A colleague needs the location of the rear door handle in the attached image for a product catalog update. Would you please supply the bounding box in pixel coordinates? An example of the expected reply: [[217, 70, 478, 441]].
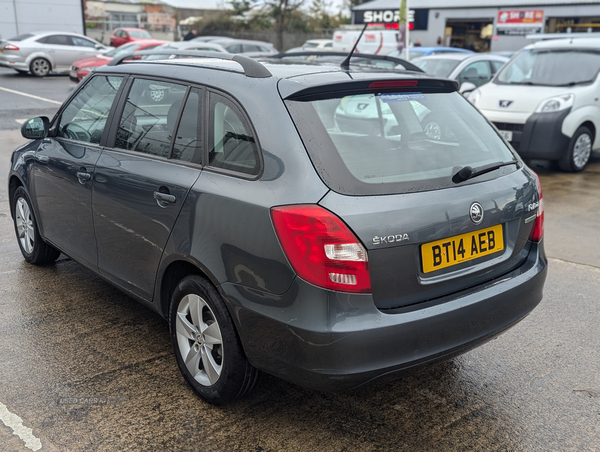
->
[[76, 171, 91, 183], [153, 191, 176, 204]]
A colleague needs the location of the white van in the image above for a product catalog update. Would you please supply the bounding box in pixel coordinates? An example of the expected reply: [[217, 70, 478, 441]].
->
[[332, 29, 399, 55], [471, 37, 600, 172]]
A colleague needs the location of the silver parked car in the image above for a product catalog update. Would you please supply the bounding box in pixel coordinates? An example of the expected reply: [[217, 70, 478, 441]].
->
[[152, 41, 229, 54], [412, 53, 509, 98], [193, 37, 278, 57], [0, 31, 111, 77]]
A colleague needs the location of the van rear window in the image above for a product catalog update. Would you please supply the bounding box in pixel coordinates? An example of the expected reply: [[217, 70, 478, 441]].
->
[[285, 91, 516, 195]]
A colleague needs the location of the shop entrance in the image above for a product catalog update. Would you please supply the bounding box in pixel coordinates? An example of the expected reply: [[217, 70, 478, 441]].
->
[[445, 19, 494, 52]]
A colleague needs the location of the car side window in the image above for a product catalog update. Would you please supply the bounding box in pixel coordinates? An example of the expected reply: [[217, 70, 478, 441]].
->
[[491, 60, 505, 73], [208, 92, 260, 176], [226, 44, 242, 53], [114, 78, 188, 159], [72, 37, 96, 48], [172, 88, 202, 163], [458, 61, 492, 88], [56, 76, 123, 144], [243, 45, 260, 53], [43, 35, 73, 46]]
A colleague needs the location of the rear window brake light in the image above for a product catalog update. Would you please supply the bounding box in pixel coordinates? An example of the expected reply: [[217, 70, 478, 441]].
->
[[369, 80, 418, 88]]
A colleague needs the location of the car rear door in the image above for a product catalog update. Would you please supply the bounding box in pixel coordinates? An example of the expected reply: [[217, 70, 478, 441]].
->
[[40, 35, 81, 70], [31, 75, 125, 269], [93, 78, 203, 300]]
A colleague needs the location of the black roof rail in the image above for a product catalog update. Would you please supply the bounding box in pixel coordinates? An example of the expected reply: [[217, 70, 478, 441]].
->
[[267, 51, 423, 73], [106, 50, 272, 78]]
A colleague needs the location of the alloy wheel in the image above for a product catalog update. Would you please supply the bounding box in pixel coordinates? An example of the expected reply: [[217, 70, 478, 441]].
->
[[573, 133, 592, 169], [175, 293, 224, 386], [15, 197, 35, 254], [31, 59, 50, 77]]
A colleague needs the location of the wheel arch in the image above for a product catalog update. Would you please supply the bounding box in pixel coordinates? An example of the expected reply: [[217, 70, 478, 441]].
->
[[8, 175, 24, 219], [158, 258, 220, 320], [579, 120, 596, 143], [25, 52, 55, 71]]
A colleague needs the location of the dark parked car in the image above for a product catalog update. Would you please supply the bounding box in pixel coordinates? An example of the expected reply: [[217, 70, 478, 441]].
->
[[10, 51, 547, 404]]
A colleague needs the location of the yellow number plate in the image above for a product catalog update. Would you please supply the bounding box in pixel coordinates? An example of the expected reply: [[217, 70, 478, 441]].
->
[[421, 224, 504, 273]]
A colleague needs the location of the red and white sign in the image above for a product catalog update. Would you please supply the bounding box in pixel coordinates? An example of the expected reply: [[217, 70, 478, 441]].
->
[[497, 10, 544, 26]]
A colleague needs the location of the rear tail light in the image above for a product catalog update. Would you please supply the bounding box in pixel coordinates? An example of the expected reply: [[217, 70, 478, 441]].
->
[[3, 44, 19, 51], [271, 205, 371, 293], [529, 173, 544, 242]]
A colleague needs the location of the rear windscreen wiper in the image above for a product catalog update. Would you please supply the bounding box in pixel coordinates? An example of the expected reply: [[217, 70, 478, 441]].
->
[[452, 161, 517, 184]]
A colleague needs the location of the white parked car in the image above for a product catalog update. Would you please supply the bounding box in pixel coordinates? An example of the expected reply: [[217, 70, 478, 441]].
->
[[0, 31, 111, 76], [471, 37, 600, 172], [412, 53, 509, 98]]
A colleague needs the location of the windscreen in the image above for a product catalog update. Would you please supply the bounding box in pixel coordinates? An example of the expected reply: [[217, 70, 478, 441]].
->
[[129, 30, 152, 39], [413, 58, 461, 78], [286, 91, 516, 195], [8, 33, 34, 41], [496, 49, 600, 86], [105, 42, 139, 58]]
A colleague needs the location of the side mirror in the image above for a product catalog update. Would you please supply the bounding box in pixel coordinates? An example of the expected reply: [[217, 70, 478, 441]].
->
[[459, 82, 477, 94], [21, 116, 49, 139], [95, 44, 104, 50]]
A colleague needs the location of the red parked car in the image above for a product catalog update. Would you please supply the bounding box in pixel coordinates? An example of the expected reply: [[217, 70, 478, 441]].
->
[[69, 40, 168, 83], [110, 28, 153, 47]]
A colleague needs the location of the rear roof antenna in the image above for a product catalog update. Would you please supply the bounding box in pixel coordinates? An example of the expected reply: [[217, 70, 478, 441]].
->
[[341, 23, 369, 71]]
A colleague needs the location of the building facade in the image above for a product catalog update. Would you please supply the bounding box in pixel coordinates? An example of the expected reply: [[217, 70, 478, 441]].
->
[[352, 0, 600, 52]]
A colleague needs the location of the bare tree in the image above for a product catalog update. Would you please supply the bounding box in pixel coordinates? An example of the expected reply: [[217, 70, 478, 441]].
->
[[262, 0, 306, 51]]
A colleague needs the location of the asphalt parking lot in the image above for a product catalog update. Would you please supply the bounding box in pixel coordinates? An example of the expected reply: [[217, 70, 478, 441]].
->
[[1, 68, 600, 451]]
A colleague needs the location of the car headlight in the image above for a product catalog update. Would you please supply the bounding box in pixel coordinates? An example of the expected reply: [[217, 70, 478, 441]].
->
[[469, 88, 481, 105], [535, 94, 574, 113], [80, 67, 96, 73]]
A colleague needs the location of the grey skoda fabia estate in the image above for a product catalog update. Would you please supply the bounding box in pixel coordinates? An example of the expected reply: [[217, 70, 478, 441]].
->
[[9, 51, 547, 404]]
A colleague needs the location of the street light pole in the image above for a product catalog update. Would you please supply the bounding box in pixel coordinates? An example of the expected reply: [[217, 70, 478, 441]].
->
[[405, 0, 409, 60], [12, 0, 19, 35]]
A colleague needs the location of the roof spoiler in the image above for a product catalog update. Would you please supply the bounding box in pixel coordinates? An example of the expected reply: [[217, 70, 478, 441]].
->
[[106, 50, 272, 78]]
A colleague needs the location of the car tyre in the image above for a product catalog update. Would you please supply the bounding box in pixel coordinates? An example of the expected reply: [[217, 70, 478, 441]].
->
[[169, 275, 260, 404], [12, 187, 60, 265], [30, 58, 51, 77], [559, 126, 593, 172]]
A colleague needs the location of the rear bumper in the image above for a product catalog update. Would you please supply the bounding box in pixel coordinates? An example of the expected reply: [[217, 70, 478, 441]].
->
[[491, 109, 571, 160], [0, 56, 28, 71], [221, 241, 548, 391]]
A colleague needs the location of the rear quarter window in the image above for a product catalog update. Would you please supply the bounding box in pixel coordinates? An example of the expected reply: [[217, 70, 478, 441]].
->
[[286, 90, 516, 195]]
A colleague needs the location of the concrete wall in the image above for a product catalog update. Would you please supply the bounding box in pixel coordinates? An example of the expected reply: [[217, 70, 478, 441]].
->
[[0, 0, 83, 40]]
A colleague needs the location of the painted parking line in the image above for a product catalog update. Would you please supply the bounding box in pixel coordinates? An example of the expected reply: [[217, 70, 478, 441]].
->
[[0, 86, 62, 105], [0, 402, 42, 451], [15, 119, 27, 124]]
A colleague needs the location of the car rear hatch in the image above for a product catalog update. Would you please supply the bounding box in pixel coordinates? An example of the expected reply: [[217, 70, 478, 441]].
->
[[282, 75, 542, 310]]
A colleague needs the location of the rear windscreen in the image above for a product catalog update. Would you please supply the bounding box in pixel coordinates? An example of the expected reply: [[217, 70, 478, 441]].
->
[[286, 91, 516, 195]]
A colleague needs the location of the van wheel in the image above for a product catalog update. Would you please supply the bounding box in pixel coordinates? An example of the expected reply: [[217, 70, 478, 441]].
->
[[169, 275, 260, 404], [12, 187, 60, 265], [559, 126, 593, 172]]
